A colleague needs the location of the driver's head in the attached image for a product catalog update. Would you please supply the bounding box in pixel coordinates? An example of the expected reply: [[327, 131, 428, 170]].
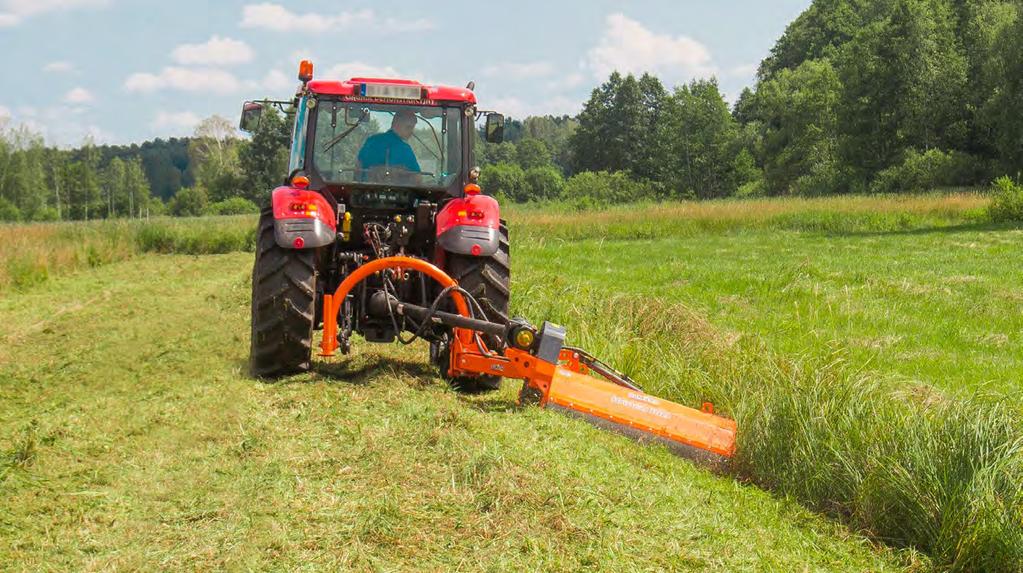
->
[[391, 110, 417, 140]]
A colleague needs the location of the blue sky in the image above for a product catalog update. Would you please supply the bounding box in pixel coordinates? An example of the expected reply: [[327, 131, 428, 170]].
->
[[0, 0, 810, 146]]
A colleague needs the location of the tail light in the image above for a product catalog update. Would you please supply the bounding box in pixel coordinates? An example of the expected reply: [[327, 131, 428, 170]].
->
[[288, 202, 318, 215]]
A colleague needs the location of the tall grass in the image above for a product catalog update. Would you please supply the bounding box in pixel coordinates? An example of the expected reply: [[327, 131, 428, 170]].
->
[[0, 215, 256, 291], [512, 276, 1023, 572], [508, 191, 990, 241], [0, 193, 989, 292]]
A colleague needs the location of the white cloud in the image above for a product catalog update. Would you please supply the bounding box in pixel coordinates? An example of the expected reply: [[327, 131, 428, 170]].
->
[[240, 3, 433, 33], [543, 72, 587, 92], [377, 15, 434, 33], [43, 61, 75, 73], [488, 95, 582, 119], [83, 124, 114, 144], [0, 0, 109, 26], [125, 66, 296, 97], [0, 105, 10, 119], [290, 49, 315, 63], [125, 67, 243, 95], [726, 63, 758, 78], [261, 69, 293, 92], [172, 36, 254, 66], [324, 62, 402, 80], [64, 87, 94, 104], [585, 13, 715, 83], [562, 72, 585, 89], [482, 61, 556, 80], [0, 105, 113, 146], [151, 111, 200, 132]]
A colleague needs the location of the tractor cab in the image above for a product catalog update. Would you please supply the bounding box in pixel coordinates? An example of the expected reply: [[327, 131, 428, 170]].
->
[[240, 61, 505, 210]]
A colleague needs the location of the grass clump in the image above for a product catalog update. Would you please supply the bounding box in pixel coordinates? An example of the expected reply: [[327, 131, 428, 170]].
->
[[512, 275, 1023, 572], [134, 216, 256, 254], [987, 176, 1023, 223]]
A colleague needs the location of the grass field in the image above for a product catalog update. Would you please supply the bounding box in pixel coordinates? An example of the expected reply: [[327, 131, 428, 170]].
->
[[3, 192, 1022, 570], [519, 221, 1023, 398], [0, 254, 907, 571]]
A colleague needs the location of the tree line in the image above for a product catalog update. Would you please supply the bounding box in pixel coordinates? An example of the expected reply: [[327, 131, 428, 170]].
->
[[0, 108, 290, 222], [482, 0, 1023, 205], [0, 124, 157, 222]]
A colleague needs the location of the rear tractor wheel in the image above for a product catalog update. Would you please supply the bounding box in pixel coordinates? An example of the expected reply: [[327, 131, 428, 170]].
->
[[433, 220, 511, 393], [249, 206, 317, 378]]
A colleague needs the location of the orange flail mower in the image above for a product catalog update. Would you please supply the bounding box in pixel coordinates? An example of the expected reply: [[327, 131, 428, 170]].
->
[[316, 257, 737, 466], [245, 62, 736, 467]]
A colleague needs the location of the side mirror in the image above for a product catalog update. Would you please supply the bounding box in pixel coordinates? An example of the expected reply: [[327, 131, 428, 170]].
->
[[239, 101, 264, 133], [484, 113, 504, 144]]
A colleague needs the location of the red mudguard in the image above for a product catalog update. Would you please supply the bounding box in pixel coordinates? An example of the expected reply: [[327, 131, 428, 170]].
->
[[270, 186, 336, 249], [435, 194, 501, 256]]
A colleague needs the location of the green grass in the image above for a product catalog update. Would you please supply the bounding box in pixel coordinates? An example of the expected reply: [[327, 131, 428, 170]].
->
[[509, 277, 1023, 571], [3, 192, 1022, 570], [517, 225, 1023, 398], [0, 254, 908, 571], [0, 216, 255, 292], [506, 196, 1023, 570]]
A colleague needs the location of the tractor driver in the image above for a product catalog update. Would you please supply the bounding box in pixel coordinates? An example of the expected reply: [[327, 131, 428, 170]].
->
[[356, 110, 421, 181]]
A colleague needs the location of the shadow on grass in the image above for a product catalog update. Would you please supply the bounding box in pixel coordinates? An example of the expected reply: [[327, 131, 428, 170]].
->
[[460, 393, 521, 413], [834, 220, 1020, 238], [312, 356, 438, 386], [237, 355, 440, 387]]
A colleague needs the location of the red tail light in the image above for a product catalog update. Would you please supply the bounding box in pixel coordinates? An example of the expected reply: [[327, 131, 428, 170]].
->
[[289, 202, 310, 211]]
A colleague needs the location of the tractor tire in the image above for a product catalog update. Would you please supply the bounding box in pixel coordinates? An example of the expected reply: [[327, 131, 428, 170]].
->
[[438, 220, 511, 393], [249, 206, 317, 378]]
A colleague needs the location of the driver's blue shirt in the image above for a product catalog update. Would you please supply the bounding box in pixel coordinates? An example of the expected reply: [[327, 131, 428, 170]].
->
[[357, 129, 420, 174]]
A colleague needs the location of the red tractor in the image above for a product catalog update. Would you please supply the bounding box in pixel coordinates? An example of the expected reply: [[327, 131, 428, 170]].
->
[[241, 61, 510, 391], [240, 61, 738, 465]]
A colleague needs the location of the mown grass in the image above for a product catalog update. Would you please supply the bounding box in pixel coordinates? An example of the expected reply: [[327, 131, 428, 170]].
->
[[0, 254, 908, 571], [519, 225, 1023, 398]]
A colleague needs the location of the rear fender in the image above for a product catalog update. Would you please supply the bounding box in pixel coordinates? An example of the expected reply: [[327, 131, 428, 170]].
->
[[435, 194, 500, 256], [271, 186, 337, 249]]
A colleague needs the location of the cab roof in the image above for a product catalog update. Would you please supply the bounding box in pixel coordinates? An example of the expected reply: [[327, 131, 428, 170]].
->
[[306, 78, 477, 105]]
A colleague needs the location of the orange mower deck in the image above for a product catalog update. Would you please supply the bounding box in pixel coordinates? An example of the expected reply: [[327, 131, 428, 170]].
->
[[318, 256, 737, 466]]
